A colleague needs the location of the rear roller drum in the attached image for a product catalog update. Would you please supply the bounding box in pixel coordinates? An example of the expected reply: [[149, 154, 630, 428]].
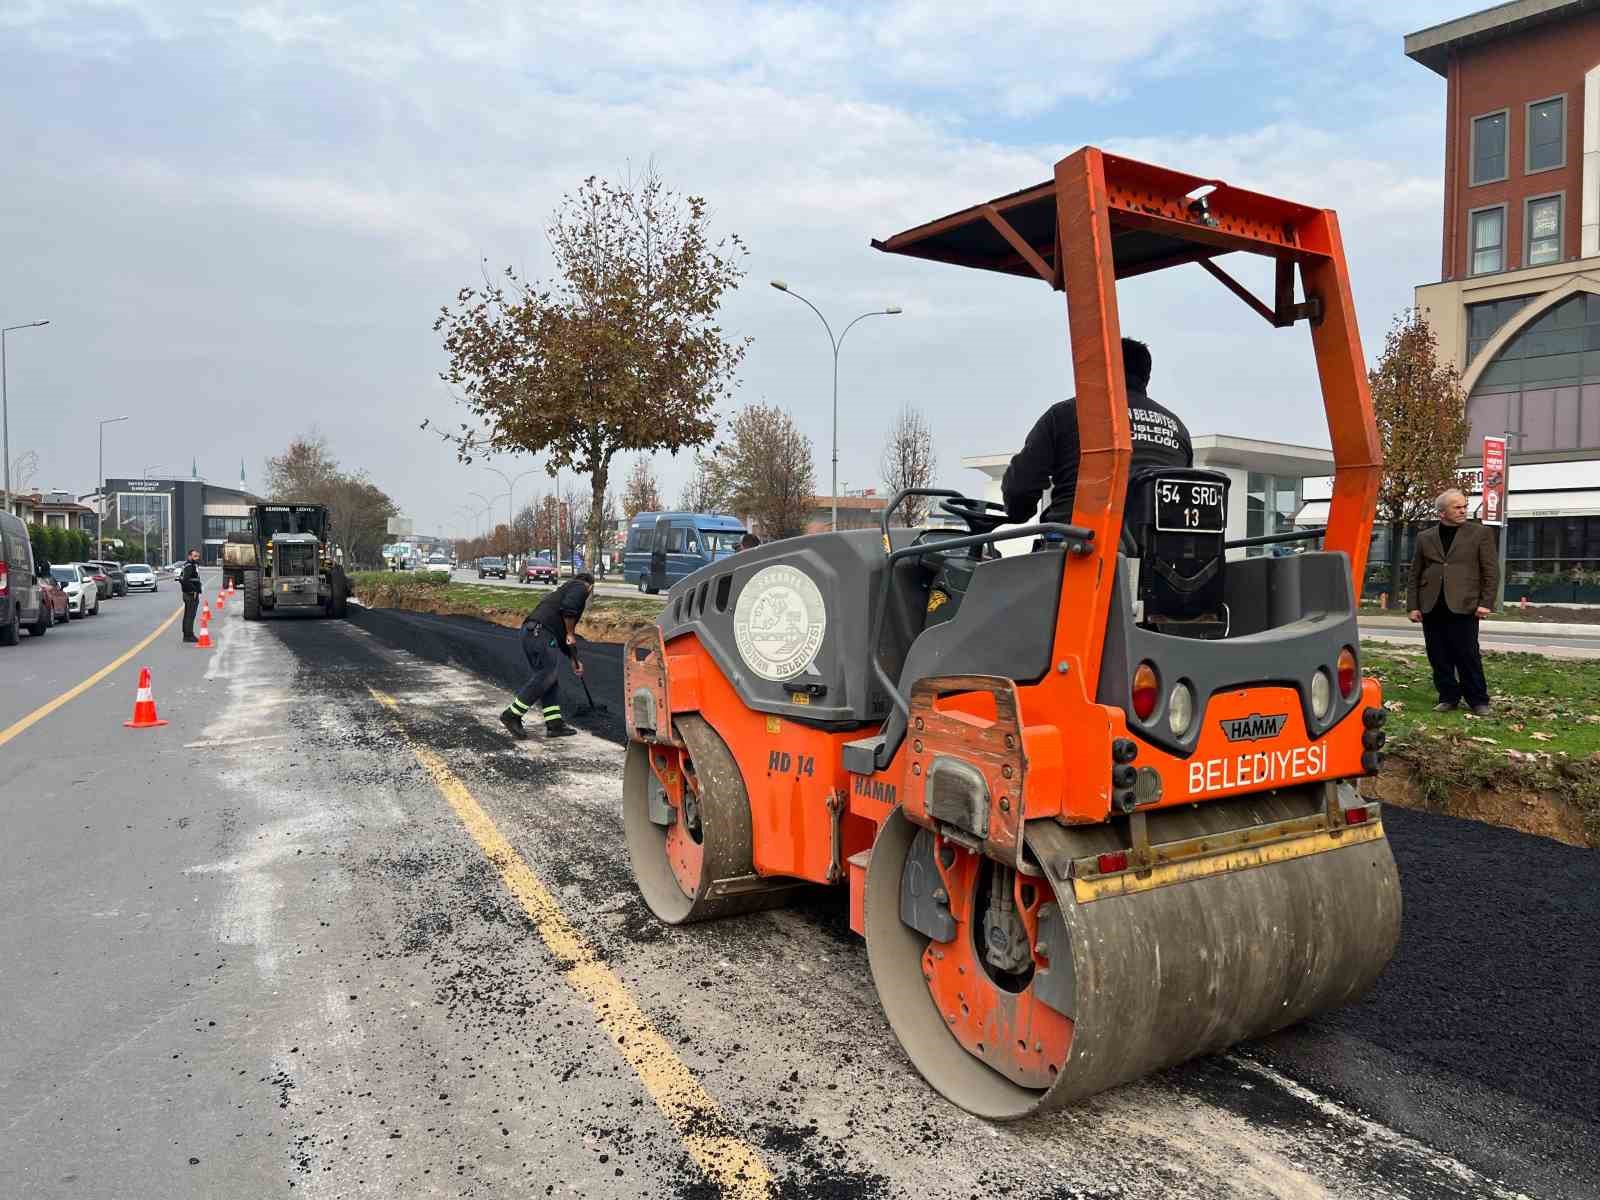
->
[[865, 799, 1401, 1118], [624, 713, 797, 925]]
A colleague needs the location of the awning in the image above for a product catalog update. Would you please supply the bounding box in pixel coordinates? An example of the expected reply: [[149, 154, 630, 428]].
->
[[1295, 491, 1600, 527]]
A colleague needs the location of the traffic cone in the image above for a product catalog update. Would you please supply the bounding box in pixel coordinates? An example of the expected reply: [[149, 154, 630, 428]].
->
[[215, 590, 225, 610], [196, 620, 213, 650], [202, 600, 212, 623], [123, 668, 169, 728]]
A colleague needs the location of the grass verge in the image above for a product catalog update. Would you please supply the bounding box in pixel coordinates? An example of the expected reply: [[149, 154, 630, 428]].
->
[[1361, 642, 1600, 847], [347, 572, 662, 642]]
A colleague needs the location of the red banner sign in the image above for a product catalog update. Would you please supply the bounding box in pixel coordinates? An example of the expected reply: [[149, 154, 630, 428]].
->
[[1481, 436, 1507, 526]]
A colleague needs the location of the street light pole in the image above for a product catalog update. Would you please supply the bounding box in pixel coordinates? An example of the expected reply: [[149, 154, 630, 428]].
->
[[481, 465, 541, 562], [770, 282, 901, 532], [97, 415, 129, 553], [2, 319, 50, 516]]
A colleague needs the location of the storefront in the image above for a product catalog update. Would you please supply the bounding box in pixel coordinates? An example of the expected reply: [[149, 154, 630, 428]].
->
[[103, 477, 260, 566]]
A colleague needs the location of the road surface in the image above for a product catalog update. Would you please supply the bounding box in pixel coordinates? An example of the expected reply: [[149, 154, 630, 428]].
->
[[3, 583, 1596, 1198]]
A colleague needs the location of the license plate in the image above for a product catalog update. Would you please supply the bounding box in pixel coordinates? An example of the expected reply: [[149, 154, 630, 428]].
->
[[1155, 478, 1225, 534]]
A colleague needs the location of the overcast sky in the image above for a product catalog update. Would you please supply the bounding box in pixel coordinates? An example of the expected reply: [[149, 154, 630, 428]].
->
[[1, 1, 1466, 537]]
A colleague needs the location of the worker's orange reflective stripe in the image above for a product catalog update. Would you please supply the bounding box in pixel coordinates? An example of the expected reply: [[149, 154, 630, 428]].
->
[[368, 688, 774, 1199]]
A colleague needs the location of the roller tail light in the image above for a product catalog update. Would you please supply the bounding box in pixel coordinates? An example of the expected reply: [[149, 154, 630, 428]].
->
[[1131, 662, 1159, 722], [1337, 646, 1357, 699]]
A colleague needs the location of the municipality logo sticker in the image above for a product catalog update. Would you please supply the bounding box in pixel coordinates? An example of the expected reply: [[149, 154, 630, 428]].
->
[[733, 564, 827, 682]]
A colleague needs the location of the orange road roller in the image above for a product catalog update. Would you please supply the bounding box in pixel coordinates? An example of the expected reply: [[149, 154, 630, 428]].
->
[[623, 147, 1401, 1118]]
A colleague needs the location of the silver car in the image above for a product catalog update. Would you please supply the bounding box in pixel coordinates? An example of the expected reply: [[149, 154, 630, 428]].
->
[[50, 564, 100, 617], [124, 563, 158, 592]]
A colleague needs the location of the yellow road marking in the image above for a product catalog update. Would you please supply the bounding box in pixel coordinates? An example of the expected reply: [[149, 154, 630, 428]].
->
[[0, 605, 183, 750], [368, 687, 774, 1199]]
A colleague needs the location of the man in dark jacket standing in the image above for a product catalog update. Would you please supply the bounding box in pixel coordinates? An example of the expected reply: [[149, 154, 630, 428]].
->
[[502, 572, 594, 740], [179, 548, 202, 643], [1002, 338, 1192, 525], [1408, 489, 1498, 715]]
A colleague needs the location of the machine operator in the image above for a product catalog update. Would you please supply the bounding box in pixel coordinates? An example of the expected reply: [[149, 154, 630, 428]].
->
[[1002, 338, 1193, 527], [501, 572, 594, 740]]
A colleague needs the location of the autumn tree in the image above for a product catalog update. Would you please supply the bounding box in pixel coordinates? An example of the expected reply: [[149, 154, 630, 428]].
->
[[708, 403, 815, 539], [880, 402, 938, 525], [621, 457, 663, 520], [1370, 309, 1471, 606], [678, 450, 726, 513], [264, 433, 398, 569], [432, 165, 750, 572]]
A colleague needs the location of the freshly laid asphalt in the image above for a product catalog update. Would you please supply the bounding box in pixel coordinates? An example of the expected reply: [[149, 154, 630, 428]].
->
[[3, 591, 1595, 1198]]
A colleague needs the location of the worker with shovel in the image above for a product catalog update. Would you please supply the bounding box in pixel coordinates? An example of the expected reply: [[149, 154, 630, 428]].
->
[[501, 571, 594, 740]]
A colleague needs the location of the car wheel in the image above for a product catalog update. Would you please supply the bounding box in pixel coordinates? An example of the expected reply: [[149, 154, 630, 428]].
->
[[92, 600, 100, 615], [29, 607, 48, 637]]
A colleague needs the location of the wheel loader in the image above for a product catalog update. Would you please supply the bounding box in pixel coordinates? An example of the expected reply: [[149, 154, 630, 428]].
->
[[622, 148, 1399, 1118], [237, 503, 350, 621]]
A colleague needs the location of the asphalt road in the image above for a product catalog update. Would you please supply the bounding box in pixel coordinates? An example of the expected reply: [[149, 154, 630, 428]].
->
[[3, 585, 1595, 1198]]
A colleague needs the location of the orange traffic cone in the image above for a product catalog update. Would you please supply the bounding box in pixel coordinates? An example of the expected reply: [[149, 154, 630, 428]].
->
[[196, 620, 213, 650], [201, 600, 212, 623], [123, 667, 169, 728], [216, 591, 225, 610]]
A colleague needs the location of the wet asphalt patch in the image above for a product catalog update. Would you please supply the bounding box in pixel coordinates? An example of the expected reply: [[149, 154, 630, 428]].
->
[[255, 611, 1599, 1198]]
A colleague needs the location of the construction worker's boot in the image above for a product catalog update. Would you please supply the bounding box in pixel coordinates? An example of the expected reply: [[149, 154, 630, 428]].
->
[[500, 710, 529, 740], [544, 717, 577, 738]]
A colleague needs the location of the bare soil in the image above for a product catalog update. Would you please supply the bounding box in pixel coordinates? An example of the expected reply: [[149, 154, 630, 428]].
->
[[1371, 761, 1591, 848]]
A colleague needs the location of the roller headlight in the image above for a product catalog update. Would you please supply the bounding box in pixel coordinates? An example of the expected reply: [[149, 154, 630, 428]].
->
[[1311, 669, 1333, 721], [1167, 681, 1194, 736]]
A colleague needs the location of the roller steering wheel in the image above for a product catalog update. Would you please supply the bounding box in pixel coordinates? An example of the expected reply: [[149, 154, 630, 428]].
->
[[938, 495, 1008, 535]]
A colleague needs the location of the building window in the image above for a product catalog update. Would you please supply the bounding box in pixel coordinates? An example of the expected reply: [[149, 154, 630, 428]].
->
[[1471, 110, 1508, 184], [1245, 472, 1301, 557], [1466, 293, 1600, 453], [1527, 96, 1566, 173], [1467, 294, 1535, 361], [1469, 206, 1505, 275], [1526, 194, 1563, 265], [203, 515, 252, 539]]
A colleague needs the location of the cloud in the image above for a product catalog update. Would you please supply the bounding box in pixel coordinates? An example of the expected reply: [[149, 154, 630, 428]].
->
[[0, 0, 1452, 535]]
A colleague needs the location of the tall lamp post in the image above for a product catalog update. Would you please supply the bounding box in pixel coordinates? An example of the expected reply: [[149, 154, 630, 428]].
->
[[469, 490, 507, 549], [481, 465, 541, 563], [769, 282, 901, 532], [97, 415, 129, 552], [2, 319, 50, 515]]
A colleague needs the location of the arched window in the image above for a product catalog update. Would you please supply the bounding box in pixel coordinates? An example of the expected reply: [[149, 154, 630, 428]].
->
[[1466, 292, 1600, 451]]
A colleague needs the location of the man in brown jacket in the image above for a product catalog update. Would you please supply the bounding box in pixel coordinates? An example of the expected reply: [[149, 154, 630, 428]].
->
[[1407, 489, 1499, 715]]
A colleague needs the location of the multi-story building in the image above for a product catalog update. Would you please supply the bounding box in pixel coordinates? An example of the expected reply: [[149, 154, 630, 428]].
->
[[100, 475, 261, 566], [1405, 0, 1600, 594]]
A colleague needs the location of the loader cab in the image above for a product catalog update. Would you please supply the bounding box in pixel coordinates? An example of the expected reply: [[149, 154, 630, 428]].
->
[[625, 511, 747, 594]]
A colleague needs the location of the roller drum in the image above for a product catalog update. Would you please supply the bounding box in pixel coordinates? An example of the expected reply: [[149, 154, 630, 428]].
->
[[865, 799, 1401, 1119], [624, 714, 799, 925]]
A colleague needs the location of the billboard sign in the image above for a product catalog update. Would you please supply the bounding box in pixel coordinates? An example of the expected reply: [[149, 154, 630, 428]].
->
[[386, 516, 414, 536], [1481, 436, 1507, 526]]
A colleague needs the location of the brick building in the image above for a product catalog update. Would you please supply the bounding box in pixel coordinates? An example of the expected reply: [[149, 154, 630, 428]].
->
[[1406, 0, 1600, 593]]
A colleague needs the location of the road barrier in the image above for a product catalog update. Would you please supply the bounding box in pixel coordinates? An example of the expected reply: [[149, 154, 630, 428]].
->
[[123, 667, 169, 729]]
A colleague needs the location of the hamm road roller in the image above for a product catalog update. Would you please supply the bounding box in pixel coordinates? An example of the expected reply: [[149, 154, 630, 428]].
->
[[623, 147, 1400, 1118]]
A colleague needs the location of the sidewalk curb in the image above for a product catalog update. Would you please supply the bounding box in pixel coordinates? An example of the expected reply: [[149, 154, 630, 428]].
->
[[1361, 615, 1600, 637]]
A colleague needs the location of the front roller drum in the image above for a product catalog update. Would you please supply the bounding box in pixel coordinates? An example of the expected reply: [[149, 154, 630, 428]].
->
[[864, 802, 1401, 1119], [623, 713, 798, 925]]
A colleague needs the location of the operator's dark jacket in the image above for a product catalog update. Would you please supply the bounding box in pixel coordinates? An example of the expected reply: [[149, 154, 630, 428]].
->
[[179, 561, 201, 595], [1407, 521, 1499, 615], [526, 580, 590, 656], [1002, 390, 1193, 524]]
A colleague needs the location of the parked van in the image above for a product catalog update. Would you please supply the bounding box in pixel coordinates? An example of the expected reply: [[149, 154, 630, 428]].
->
[[623, 512, 747, 593], [0, 510, 48, 644]]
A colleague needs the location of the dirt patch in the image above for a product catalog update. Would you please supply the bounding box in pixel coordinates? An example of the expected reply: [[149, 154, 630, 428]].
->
[[358, 590, 650, 644], [1372, 760, 1591, 848]]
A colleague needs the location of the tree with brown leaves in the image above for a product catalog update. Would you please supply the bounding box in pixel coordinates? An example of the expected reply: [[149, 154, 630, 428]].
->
[[432, 166, 749, 571], [678, 450, 726, 513], [1370, 309, 1471, 606], [621, 457, 663, 521], [880, 402, 938, 525], [708, 403, 815, 539]]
